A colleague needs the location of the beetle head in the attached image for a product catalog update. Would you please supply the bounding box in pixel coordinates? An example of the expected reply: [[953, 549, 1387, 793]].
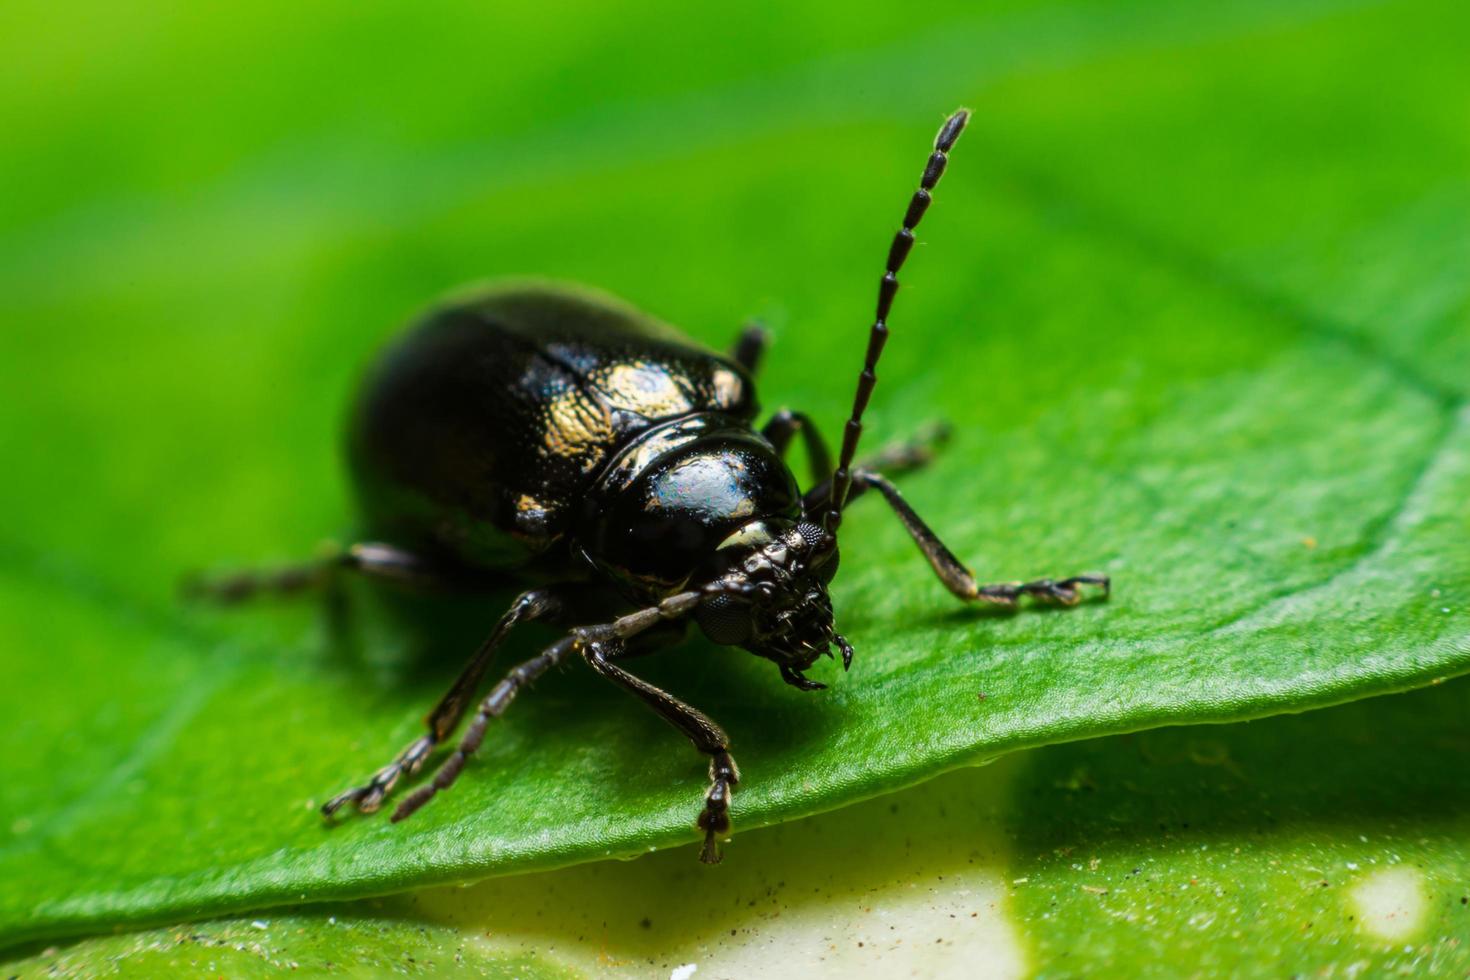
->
[[692, 519, 851, 689]]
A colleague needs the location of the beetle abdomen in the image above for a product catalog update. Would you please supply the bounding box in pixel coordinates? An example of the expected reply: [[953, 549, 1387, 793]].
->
[[347, 281, 758, 570]]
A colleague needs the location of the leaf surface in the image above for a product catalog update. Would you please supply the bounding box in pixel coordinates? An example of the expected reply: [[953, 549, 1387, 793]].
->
[[12, 678, 1468, 976], [1, 0, 1466, 947]]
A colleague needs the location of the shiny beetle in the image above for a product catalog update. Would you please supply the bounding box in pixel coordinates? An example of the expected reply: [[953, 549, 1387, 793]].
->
[[194, 109, 1108, 863]]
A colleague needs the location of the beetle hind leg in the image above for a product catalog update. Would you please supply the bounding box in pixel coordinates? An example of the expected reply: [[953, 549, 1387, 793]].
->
[[182, 541, 459, 604]]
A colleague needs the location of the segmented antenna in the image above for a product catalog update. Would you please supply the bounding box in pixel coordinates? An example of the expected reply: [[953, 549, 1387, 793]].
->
[[823, 108, 970, 532]]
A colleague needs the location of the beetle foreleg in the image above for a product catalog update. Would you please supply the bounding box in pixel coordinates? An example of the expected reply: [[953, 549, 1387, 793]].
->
[[851, 469, 1110, 607], [389, 633, 581, 822], [322, 586, 570, 819], [582, 639, 740, 864], [381, 587, 725, 822]]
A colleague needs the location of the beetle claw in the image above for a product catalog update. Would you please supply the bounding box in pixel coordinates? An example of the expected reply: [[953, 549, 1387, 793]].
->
[[780, 665, 826, 691], [835, 634, 854, 671]]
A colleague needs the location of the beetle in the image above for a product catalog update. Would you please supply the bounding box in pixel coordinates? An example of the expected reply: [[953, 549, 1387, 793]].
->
[[192, 108, 1108, 863]]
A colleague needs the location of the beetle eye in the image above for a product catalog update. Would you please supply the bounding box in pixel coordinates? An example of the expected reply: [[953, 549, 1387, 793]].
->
[[794, 521, 832, 552], [695, 594, 753, 645]]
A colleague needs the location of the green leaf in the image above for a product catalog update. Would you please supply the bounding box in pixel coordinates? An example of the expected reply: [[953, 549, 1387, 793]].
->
[[1, 913, 579, 978], [2, 0, 1467, 949], [12, 676, 1468, 977], [1007, 683, 1470, 975]]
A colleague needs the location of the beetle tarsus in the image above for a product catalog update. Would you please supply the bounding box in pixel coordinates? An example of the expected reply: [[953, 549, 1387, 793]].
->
[[976, 575, 1111, 607], [697, 750, 740, 864], [322, 733, 435, 818], [835, 634, 854, 671]]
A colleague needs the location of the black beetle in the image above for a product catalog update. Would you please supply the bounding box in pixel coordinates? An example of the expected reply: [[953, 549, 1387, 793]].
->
[[193, 109, 1107, 863]]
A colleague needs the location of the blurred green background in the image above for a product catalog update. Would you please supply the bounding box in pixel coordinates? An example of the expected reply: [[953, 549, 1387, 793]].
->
[[2, 0, 1468, 974], [2, 0, 1466, 590]]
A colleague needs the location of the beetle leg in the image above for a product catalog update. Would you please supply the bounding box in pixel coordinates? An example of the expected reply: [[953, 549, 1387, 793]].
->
[[582, 639, 740, 865], [384, 587, 728, 823], [855, 420, 951, 478], [730, 322, 768, 375], [183, 541, 470, 604], [762, 409, 834, 488], [849, 469, 1110, 607], [388, 632, 582, 822], [322, 587, 570, 818], [801, 421, 950, 509]]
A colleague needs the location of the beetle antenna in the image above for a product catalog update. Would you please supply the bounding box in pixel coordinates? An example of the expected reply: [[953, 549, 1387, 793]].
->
[[823, 108, 969, 533]]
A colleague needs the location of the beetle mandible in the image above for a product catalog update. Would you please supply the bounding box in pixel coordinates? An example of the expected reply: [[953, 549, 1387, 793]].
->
[[193, 108, 1109, 863]]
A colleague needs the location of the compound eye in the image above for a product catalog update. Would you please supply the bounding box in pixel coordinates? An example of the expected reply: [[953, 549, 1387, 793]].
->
[[695, 593, 754, 645], [795, 521, 839, 581], [794, 521, 833, 552]]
